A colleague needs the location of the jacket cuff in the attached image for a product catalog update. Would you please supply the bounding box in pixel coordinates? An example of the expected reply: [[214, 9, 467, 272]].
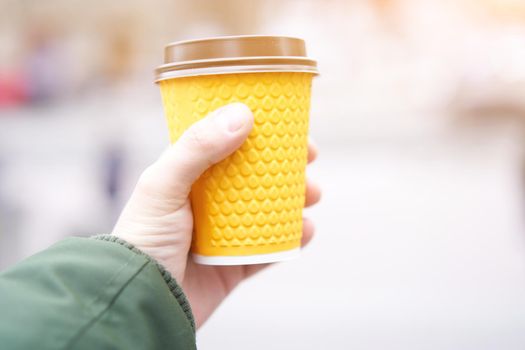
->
[[91, 234, 195, 332]]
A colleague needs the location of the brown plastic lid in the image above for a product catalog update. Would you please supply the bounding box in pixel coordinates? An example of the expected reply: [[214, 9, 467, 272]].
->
[[155, 35, 319, 82]]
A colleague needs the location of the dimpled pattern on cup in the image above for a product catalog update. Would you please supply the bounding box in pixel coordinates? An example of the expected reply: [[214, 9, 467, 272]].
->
[[159, 72, 313, 258]]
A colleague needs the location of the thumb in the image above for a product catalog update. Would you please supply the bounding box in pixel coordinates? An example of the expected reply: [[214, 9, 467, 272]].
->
[[136, 103, 254, 204]]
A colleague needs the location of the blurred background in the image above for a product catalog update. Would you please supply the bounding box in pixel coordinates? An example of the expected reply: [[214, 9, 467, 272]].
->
[[2, 0, 525, 348]]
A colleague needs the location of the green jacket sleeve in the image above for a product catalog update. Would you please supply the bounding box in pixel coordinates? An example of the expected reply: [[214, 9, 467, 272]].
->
[[0, 235, 196, 350]]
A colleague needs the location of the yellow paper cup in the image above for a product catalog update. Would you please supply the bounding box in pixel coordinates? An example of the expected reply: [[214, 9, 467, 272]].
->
[[155, 36, 318, 265]]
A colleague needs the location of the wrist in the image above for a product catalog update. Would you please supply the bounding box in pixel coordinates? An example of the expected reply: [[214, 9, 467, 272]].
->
[[111, 229, 188, 283], [91, 234, 195, 332]]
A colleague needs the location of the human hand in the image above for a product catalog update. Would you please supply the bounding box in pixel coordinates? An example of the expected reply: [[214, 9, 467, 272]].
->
[[112, 103, 321, 328]]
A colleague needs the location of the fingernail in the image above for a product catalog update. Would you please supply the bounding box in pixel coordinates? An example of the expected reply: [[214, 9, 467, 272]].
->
[[216, 103, 251, 133]]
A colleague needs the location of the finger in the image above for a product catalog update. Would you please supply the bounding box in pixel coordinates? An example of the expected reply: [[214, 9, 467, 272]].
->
[[137, 103, 254, 201], [301, 217, 315, 247], [242, 262, 270, 279], [307, 139, 318, 164], [305, 178, 322, 207]]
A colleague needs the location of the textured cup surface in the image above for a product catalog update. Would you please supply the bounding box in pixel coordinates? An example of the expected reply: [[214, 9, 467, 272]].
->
[[159, 72, 313, 261]]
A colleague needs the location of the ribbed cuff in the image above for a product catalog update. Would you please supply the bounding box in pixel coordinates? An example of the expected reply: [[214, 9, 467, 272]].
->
[[91, 234, 195, 332]]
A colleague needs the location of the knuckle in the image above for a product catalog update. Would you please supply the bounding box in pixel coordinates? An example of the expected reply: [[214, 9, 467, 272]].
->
[[136, 165, 158, 193]]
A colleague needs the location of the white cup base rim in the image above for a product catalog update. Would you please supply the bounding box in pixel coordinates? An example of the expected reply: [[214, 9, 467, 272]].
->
[[192, 248, 301, 266]]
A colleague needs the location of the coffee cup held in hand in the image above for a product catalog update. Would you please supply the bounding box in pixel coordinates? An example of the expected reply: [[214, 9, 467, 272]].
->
[[155, 35, 318, 265]]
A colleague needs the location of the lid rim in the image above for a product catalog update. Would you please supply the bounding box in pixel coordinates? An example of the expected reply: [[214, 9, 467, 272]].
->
[[156, 56, 317, 74], [157, 55, 317, 68], [155, 64, 319, 82]]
